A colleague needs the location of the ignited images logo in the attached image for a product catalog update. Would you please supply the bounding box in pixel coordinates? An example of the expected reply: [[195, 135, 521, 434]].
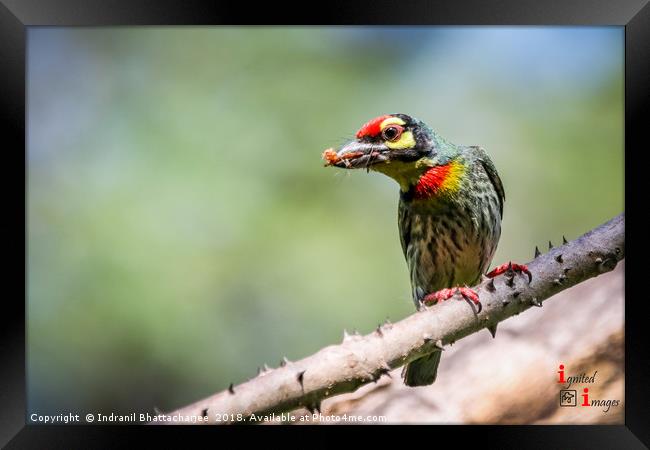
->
[[556, 363, 621, 413]]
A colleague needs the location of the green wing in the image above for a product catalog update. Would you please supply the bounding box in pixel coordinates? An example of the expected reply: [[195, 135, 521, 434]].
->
[[471, 146, 505, 218], [397, 199, 411, 260]]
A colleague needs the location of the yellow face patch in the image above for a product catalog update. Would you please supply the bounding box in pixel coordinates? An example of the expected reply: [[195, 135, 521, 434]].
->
[[385, 131, 416, 149], [379, 117, 416, 150]]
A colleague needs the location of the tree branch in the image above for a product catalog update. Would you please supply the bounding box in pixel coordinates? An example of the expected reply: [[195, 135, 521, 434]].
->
[[160, 213, 624, 424]]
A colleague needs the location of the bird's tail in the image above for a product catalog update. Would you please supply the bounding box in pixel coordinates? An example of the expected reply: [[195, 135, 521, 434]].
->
[[401, 350, 442, 387]]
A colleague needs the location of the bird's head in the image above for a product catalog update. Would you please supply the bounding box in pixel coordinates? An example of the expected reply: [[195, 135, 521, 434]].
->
[[323, 114, 459, 192]]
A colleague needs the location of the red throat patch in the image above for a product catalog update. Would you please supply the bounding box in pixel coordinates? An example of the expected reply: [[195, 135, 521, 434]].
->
[[356, 115, 392, 139], [413, 164, 453, 199]]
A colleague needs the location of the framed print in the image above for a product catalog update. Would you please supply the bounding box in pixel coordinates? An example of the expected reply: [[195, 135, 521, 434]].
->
[[2, 0, 648, 446]]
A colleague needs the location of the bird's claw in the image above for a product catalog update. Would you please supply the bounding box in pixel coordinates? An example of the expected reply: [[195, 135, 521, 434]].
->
[[486, 262, 532, 283], [423, 287, 482, 314]]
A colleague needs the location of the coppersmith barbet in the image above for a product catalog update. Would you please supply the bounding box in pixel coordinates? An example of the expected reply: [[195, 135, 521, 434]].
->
[[323, 114, 530, 386]]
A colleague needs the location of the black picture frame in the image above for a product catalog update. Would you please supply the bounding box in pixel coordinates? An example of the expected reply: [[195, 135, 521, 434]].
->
[[2, 0, 648, 447]]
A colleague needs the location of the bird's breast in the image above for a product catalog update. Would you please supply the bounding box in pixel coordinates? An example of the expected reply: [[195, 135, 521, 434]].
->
[[401, 198, 501, 306]]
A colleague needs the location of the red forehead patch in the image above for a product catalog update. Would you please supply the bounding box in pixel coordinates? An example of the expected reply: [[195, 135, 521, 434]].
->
[[355, 115, 392, 139]]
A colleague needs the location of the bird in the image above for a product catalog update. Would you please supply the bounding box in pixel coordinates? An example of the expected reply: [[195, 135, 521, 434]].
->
[[323, 113, 530, 386]]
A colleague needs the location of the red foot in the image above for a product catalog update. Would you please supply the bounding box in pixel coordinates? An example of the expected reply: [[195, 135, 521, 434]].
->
[[423, 287, 482, 313], [486, 262, 532, 283]]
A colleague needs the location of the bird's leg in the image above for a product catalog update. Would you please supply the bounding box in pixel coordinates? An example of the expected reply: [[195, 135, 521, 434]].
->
[[486, 261, 532, 283], [422, 287, 482, 313]]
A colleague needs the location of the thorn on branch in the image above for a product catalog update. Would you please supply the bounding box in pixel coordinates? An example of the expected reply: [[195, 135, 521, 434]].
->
[[555, 254, 563, 263], [600, 257, 617, 271], [549, 240, 554, 250], [306, 400, 321, 414], [485, 278, 496, 292], [374, 362, 392, 381], [594, 254, 619, 272], [297, 370, 306, 390], [563, 235, 568, 245], [380, 362, 392, 378], [228, 383, 235, 394], [534, 246, 541, 258]]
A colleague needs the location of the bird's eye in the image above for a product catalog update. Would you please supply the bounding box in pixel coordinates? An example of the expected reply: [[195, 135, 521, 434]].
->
[[382, 125, 403, 142]]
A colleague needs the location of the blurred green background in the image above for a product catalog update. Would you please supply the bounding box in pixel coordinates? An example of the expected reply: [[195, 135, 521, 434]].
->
[[27, 27, 623, 415]]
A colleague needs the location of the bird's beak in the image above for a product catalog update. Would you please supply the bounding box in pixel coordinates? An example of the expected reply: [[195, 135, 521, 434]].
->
[[322, 141, 390, 169]]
